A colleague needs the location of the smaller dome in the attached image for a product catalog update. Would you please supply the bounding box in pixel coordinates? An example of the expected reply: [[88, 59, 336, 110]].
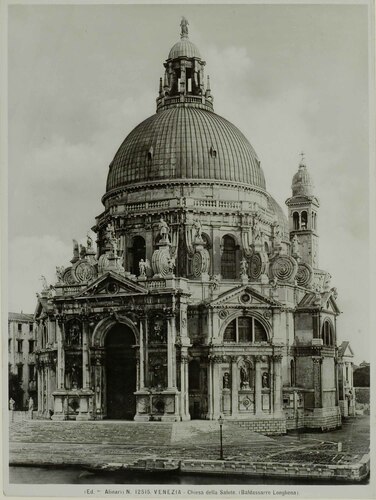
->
[[292, 163, 314, 197], [168, 38, 201, 60]]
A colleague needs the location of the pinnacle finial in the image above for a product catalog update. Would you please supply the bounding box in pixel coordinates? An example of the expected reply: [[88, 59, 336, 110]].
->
[[180, 17, 189, 39], [299, 151, 306, 166]]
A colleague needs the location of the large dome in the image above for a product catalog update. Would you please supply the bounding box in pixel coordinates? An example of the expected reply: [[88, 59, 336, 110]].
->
[[106, 106, 265, 193]]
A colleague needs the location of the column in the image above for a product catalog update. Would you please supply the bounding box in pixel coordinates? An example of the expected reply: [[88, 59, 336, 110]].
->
[[45, 365, 50, 414], [167, 315, 177, 389], [37, 368, 42, 415], [93, 350, 105, 419], [184, 357, 189, 419], [56, 320, 63, 389], [230, 356, 238, 418], [273, 355, 283, 415], [139, 318, 145, 389], [334, 359, 339, 406], [180, 352, 190, 420], [254, 356, 262, 415], [82, 321, 90, 389], [312, 357, 322, 408], [207, 357, 213, 419], [212, 356, 221, 419]]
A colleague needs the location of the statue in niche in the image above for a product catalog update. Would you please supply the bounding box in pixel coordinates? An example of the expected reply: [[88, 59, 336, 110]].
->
[[67, 321, 81, 346], [240, 365, 249, 389], [158, 217, 170, 243], [291, 234, 300, 257], [274, 225, 282, 247], [138, 259, 150, 277], [193, 219, 203, 242], [152, 363, 164, 388], [71, 363, 79, 389], [223, 372, 230, 389], [240, 258, 248, 277], [167, 255, 176, 274], [72, 239, 79, 262], [253, 218, 261, 243], [79, 244, 86, 258], [262, 372, 269, 388], [106, 222, 119, 257], [87, 233, 93, 250], [151, 317, 166, 343]]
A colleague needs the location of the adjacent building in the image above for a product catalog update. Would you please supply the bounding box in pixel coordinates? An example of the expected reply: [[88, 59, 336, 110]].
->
[[34, 20, 345, 433], [337, 341, 356, 417], [8, 312, 37, 409]]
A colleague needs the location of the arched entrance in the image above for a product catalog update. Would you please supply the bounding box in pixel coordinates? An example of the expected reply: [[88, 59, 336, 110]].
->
[[105, 324, 136, 420]]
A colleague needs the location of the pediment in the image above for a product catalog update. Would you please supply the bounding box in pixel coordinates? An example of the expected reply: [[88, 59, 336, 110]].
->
[[77, 271, 148, 298], [324, 295, 341, 314], [298, 290, 341, 314], [209, 285, 282, 308], [339, 341, 354, 358]]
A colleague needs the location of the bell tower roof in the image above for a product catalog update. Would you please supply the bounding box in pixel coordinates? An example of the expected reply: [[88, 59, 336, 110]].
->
[[291, 153, 314, 197]]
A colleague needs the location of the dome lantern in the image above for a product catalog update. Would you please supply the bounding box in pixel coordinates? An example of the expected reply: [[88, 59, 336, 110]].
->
[[156, 18, 213, 113]]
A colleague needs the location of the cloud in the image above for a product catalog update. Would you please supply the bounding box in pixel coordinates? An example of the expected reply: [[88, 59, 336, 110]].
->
[[8, 235, 72, 313]]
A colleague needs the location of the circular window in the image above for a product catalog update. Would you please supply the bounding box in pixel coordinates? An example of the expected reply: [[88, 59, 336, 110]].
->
[[106, 282, 119, 294], [240, 293, 251, 304]]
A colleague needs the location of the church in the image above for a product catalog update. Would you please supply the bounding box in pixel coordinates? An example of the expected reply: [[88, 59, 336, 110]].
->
[[34, 19, 342, 433]]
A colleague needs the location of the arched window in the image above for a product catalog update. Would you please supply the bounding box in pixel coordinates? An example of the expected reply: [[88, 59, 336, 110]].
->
[[131, 236, 146, 276], [221, 235, 236, 279], [293, 212, 300, 230], [322, 320, 334, 346], [223, 316, 268, 343], [301, 211, 308, 229]]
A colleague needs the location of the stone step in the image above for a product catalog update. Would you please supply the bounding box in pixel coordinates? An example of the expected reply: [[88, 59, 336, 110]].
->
[[171, 420, 276, 447], [10, 421, 173, 446]]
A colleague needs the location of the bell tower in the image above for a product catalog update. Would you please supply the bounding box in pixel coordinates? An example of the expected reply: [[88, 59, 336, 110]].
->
[[285, 155, 320, 268]]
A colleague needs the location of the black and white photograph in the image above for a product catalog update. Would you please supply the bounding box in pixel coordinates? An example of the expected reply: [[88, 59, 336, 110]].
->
[[2, 1, 375, 498]]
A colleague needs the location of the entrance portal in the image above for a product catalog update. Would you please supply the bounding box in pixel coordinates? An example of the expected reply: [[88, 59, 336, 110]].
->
[[105, 324, 136, 420]]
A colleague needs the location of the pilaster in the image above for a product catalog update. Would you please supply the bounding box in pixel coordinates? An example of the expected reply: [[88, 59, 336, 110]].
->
[[254, 355, 262, 415]]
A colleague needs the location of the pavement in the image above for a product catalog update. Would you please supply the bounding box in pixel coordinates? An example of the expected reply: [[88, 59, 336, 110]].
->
[[9, 415, 370, 471]]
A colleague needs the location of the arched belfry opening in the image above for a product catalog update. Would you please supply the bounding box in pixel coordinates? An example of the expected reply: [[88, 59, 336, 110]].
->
[[105, 324, 136, 420]]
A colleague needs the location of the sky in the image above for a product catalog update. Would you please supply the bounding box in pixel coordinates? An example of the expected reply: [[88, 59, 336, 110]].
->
[[7, 3, 371, 363]]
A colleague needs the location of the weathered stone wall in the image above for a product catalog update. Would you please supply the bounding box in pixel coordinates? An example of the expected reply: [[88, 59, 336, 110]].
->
[[234, 418, 286, 435]]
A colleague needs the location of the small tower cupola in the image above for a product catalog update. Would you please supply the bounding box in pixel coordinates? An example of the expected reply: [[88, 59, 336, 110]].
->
[[285, 154, 320, 268], [291, 154, 314, 197], [156, 18, 213, 112]]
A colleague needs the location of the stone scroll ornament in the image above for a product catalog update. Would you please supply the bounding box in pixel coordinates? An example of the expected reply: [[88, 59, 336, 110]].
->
[[270, 255, 298, 283], [296, 262, 314, 287], [73, 260, 96, 283], [192, 248, 210, 278], [98, 254, 109, 274], [151, 246, 171, 277], [62, 267, 77, 285], [249, 252, 268, 280]]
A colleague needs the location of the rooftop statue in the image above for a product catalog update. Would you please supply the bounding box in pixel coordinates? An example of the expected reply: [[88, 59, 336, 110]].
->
[[180, 16, 189, 38]]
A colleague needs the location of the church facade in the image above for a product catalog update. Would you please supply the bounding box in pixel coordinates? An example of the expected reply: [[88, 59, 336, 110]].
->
[[34, 20, 342, 433]]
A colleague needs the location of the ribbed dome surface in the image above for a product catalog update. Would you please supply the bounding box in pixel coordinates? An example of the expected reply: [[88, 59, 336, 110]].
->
[[168, 38, 201, 59], [106, 107, 266, 193]]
